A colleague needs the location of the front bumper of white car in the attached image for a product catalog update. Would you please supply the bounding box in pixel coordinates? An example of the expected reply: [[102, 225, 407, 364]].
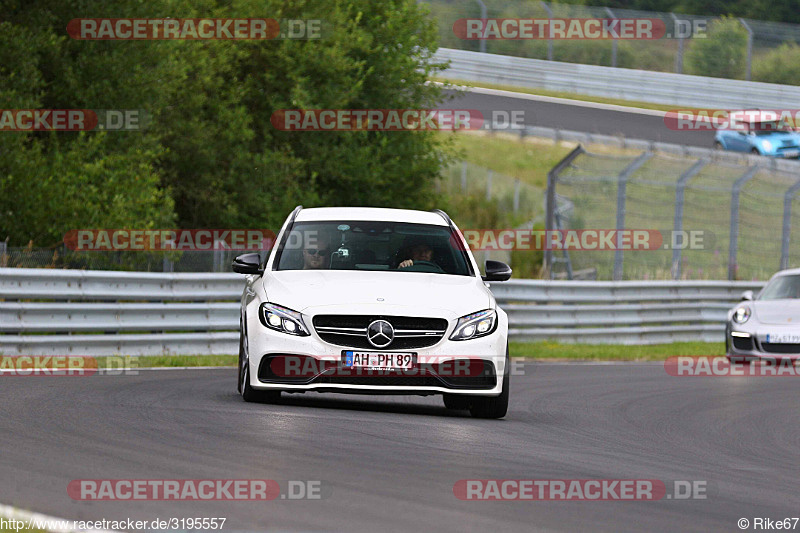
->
[[245, 308, 508, 396], [727, 323, 800, 360]]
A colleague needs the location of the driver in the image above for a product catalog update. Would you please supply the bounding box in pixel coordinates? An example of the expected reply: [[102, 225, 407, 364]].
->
[[302, 238, 331, 270], [398, 243, 434, 269]]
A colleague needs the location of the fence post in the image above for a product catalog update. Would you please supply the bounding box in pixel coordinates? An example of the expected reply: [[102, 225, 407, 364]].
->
[[0, 238, 6, 268], [739, 18, 753, 81], [461, 161, 467, 193], [605, 7, 618, 68], [780, 179, 800, 271], [475, 0, 487, 54], [544, 145, 585, 277], [728, 166, 758, 280], [613, 152, 652, 281], [670, 13, 684, 73], [540, 1, 554, 61], [486, 170, 493, 200], [671, 158, 707, 279], [513, 179, 521, 213]]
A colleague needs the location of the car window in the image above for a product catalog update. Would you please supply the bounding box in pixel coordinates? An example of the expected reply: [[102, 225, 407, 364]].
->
[[759, 275, 800, 300], [274, 221, 472, 276]]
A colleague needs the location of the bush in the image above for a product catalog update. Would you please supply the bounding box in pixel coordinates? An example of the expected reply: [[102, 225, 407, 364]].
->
[[685, 17, 748, 79], [752, 42, 800, 86]]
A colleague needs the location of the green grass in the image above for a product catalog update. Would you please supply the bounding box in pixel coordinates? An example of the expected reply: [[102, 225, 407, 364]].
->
[[95, 354, 237, 368], [97, 345, 725, 366], [510, 341, 725, 361], [1, 345, 726, 369], [434, 76, 676, 113], [447, 132, 574, 189]]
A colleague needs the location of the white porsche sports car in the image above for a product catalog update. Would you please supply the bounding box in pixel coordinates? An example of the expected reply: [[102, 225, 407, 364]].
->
[[233, 206, 512, 418], [726, 268, 800, 361]]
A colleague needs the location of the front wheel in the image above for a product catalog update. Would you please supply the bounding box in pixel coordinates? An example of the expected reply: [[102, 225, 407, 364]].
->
[[469, 348, 510, 419], [241, 364, 281, 404], [239, 325, 280, 403]]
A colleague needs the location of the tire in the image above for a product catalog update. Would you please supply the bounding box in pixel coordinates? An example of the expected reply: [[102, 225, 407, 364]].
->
[[469, 347, 510, 419], [714, 141, 723, 150], [751, 148, 760, 155], [239, 323, 280, 404], [443, 394, 471, 410]]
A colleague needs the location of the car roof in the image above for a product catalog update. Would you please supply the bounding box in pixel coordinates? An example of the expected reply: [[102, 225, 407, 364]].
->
[[294, 207, 448, 226], [772, 268, 800, 278]]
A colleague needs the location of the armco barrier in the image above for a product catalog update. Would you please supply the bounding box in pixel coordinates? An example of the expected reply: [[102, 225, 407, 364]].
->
[[0, 269, 764, 354], [434, 48, 800, 109]]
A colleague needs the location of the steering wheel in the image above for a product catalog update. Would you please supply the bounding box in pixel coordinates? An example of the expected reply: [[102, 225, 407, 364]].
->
[[401, 260, 444, 273]]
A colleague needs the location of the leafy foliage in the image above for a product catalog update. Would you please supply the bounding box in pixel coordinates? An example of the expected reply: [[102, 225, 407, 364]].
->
[[0, 0, 451, 246]]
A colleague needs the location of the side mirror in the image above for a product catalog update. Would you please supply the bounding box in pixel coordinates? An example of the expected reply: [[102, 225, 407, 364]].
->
[[482, 260, 512, 282], [232, 253, 262, 275], [740, 290, 754, 301]]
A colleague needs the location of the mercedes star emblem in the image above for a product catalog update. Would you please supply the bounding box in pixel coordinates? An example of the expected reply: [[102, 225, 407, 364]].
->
[[367, 319, 394, 348]]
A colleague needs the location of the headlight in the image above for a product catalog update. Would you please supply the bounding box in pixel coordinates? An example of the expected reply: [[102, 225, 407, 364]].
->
[[762, 140, 773, 151], [450, 309, 497, 340], [260, 303, 309, 336], [733, 306, 751, 324]]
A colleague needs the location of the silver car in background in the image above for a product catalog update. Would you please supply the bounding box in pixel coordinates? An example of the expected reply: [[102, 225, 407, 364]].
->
[[726, 268, 800, 361]]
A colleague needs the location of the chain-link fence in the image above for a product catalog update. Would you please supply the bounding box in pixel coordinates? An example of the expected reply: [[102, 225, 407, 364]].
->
[[439, 160, 544, 224], [424, 0, 800, 81], [546, 146, 800, 281]]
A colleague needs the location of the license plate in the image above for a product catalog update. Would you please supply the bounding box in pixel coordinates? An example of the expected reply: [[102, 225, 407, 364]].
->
[[765, 333, 800, 344], [343, 351, 415, 370], [784, 150, 800, 157]]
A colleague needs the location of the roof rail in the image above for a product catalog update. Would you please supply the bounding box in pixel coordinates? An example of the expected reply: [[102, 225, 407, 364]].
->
[[430, 209, 452, 226]]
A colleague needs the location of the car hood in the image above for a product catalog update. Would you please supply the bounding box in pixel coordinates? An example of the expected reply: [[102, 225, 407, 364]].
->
[[261, 270, 493, 317], [752, 300, 800, 325], [755, 132, 798, 144]]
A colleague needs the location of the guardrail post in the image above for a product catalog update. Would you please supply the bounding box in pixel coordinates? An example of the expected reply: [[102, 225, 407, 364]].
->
[[545, 145, 585, 277], [728, 166, 758, 280], [605, 7, 618, 68], [671, 158, 707, 279], [739, 18, 753, 81], [613, 152, 653, 281], [540, 1, 554, 60], [780, 179, 800, 270]]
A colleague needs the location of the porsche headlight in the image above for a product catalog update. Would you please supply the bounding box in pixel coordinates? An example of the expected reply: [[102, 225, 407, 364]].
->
[[450, 309, 497, 340], [260, 303, 309, 336], [733, 306, 751, 324]]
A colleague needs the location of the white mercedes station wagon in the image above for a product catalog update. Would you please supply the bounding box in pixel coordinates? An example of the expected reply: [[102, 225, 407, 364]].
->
[[233, 206, 512, 418]]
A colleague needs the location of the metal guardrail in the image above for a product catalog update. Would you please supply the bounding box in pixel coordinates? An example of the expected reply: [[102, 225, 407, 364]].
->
[[435, 48, 800, 109], [0, 269, 765, 354]]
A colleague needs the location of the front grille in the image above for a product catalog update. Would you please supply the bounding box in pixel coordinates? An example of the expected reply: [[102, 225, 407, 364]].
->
[[732, 336, 754, 351], [257, 354, 497, 389], [313, 315, 448, 349], [759, 342, 800, 354]]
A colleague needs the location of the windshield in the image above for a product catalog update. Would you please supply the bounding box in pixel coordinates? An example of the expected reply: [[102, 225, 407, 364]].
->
[[274, 221, 473, 276], [759, 275, 800, 300], [752, 121, 795, 135]]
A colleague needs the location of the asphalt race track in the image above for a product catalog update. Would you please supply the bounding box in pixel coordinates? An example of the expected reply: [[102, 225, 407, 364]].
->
[[441, 88, 715, 148], [2, 364, 798, 532]]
